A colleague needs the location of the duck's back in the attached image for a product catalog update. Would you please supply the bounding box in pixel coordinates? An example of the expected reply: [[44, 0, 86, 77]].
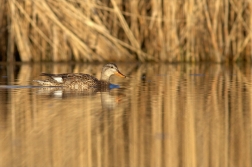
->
[[36, 73, 103, 90]]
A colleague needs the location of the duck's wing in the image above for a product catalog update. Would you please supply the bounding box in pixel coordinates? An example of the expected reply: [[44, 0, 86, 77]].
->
[[40, 73, 67, 83], [40, 73, 98, 84]]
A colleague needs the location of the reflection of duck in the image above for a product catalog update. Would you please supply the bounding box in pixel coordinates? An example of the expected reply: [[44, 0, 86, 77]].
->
[[101, 90, 126, 110], [33, 63, 126, 90]]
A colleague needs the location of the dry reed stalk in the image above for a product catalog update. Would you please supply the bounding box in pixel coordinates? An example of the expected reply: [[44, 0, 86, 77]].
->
[[110, 0, 141, 60], [48, 0, 134, 61], [203, 0, 221, 62], [52, 25, 59, 62], [163, 1, 180, 62], [13, 0, 54, 61], [7, 0, 15, 62], [37, 0, 94, 61], [0, 0, 8, 61], [14, 14, 31, 61]]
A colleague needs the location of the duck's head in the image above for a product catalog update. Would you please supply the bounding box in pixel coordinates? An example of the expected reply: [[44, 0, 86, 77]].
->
[[101, 63, 126, 81]]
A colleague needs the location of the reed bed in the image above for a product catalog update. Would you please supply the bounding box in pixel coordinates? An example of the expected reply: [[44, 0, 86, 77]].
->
[[1, 0, 252, 62]]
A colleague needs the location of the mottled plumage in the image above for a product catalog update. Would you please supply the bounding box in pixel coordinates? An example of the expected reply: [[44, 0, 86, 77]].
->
[[33, 63, 126, 90]]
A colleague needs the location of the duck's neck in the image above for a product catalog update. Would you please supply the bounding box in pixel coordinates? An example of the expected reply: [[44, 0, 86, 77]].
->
[[100, 73, 110, 82]]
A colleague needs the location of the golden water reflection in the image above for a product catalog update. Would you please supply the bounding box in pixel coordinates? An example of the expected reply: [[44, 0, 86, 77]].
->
[[0, 63, 251, 167]]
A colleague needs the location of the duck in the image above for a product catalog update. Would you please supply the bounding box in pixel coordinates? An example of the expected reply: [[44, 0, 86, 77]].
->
[[33, 63, 126, 90]]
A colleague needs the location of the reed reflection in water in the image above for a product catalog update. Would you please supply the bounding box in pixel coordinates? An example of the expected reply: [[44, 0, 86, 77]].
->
[[0, 63, 251, 167]]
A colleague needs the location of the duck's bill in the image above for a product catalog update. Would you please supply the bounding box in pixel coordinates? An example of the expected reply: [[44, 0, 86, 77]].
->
[[115, 71, 127, 78]]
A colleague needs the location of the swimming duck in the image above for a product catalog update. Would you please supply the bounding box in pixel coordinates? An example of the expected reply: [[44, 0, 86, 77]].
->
[[33, 63, 126, 90]]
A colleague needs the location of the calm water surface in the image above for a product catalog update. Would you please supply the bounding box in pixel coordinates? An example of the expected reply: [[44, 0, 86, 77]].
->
[[0, 63, 251, 167]]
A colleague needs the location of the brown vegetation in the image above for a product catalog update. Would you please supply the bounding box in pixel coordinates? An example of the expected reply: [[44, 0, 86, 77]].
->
[[1, 0, 252, 62]]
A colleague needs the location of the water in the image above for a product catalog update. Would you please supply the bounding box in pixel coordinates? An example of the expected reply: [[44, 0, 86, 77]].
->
[[0, 63, 251, 167]]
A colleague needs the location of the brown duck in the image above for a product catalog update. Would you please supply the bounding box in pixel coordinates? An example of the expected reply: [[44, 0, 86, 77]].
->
[[33, 63, 126, 90]]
